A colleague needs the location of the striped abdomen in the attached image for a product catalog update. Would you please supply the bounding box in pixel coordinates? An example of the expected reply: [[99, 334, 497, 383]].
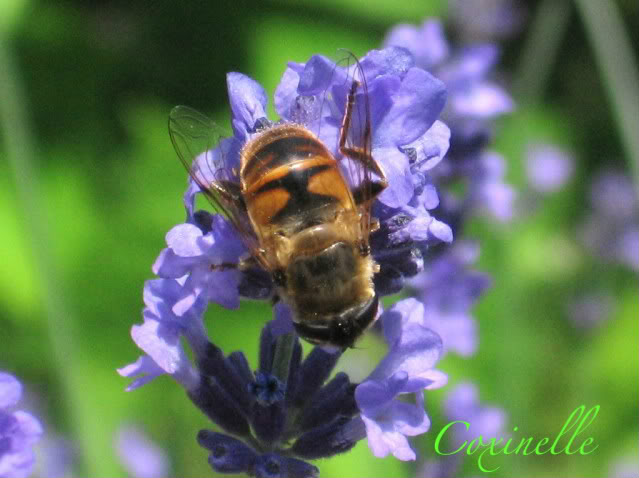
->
[[240, 124, 355, 238]]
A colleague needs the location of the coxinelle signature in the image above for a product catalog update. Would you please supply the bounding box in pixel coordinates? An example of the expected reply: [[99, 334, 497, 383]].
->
[[434, 405, 599, 472]]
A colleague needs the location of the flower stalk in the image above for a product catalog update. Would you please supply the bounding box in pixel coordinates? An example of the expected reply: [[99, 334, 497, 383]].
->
[[272, 332, 297, 384]]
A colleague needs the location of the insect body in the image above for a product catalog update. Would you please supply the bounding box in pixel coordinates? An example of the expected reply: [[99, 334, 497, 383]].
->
[[170, 73, 387, 348]]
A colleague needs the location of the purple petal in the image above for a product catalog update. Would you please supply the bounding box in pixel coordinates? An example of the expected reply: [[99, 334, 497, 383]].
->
[[405, 120, 451, 173], [451, 0, 525, 39], [470, 406, 507, 440], [618, 228, 639, 270], [205, 270, 241, 309], [37, 435, 75, 478], [184, 181, 200, 219], [423, 313, 477, 356], [12, 411, 44, 447], [381, 298, 424, 345], [0, 407, 43, 478], [145, 277, 206, 323], [368, 324, 443, 387], [188, 138, 242, 196], [474, 180, 516, 222], [0, 448, 37, 478], [274, 66, 301, 120], [376, 147, 412, 208], [368, 299, 444, 386], [172, 268, 206, 316], [152, 249, 198, 278], [206, 215, 247, 264], [298, 55, 342, 96], [428, 218, 453, 243], [0, 372, 21, 409], [383, 20, 449, 70], [130, 318, 184, 375], [404, 214, 433, 242], [143, 279, 181, 318], [227, 72, 268, 139], [610, 458, 639, 478], [118, 356, 166, 391], [359, 47, 414, 81], [362, 75, 400, 145], [420, 184, 440, 210], [360, 415, 417, 461], [374, 68, 447, 148], [355, 373, 409, 415], [444, 383, 507, 443], [445, 382, 478, 419], [451, 82, 513, 119], [165, 223, 207, 257], [387, 397, 430, 437], [440, 44, 499, 86], [116, 425, 170, 478], [526, 144, 575, 193], [356, 373, 435, 462]]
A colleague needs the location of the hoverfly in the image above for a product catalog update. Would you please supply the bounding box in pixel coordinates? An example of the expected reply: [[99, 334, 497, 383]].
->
[[169, 56, 387, 348]]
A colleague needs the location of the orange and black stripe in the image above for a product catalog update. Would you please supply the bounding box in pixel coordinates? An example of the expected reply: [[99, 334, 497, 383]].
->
[[242, 130, 354, 229], [242, 135, 327, 185]]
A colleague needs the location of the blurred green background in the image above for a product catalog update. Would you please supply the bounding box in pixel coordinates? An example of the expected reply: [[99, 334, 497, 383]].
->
[[0, 1, 637, 477]]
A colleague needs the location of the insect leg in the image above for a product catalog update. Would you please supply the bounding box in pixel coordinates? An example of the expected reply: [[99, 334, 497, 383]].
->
[[351, 180, 386, 206], [338, 80, 388, 204]]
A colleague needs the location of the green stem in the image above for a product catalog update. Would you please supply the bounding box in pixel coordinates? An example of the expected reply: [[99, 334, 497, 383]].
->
[[513, 0, 572, 103], [0, 37, 103, 476], [574, 0, 639, 195], [271, 332, 296, 384]]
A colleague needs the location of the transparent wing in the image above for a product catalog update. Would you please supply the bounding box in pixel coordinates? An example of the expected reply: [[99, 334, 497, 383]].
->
[[169, 105, 229, 212], [168, 105, 268, 267], [334, 52, 384, 247]]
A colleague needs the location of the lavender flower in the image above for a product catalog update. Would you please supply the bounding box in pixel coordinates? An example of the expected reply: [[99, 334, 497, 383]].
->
[[117, 278, 203, 391], [163, 47, 452, 301], [36, 435, 75, 478], [356, 298, 447, 460], [116, 425, 170, 478], [417, 382, 507, 478], [122, 288, 445, 475], [566, 292, 614, 330], [450, 0, 526, 42], [443, 382, 507, 448], [276, 48, 450, 211], [526, 143, 575, 194], [121, 47, 456, 476], [579, 170, 639, 271], [385, 21, 512, 128], [609, 457, 639, 478], [384, 19, 515, 228], [0, 372, 43, 478], [410, 241, 491, 357]]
